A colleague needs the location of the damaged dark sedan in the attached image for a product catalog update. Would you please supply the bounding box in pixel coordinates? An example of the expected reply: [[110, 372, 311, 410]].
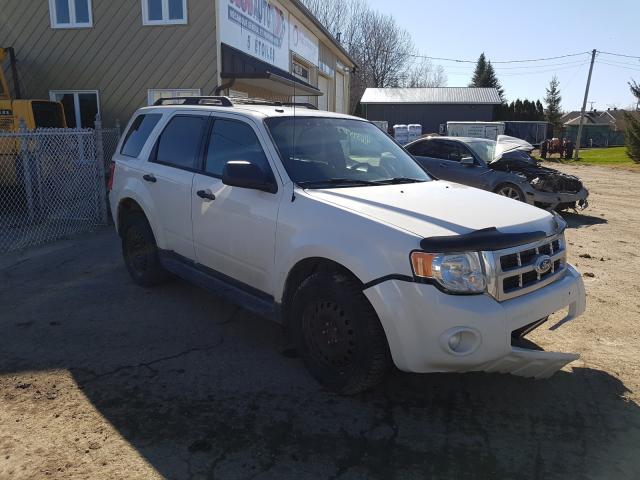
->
[[406, 135, 589, 211]]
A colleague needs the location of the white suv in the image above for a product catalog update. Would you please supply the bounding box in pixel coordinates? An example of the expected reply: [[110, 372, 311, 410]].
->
[[109, 97, 586, 394]]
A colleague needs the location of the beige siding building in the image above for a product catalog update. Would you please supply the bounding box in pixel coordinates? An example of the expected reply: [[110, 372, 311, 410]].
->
[[0, 0, 354, 127]]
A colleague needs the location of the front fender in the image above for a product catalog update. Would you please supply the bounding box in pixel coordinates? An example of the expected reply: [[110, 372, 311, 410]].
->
[[272, 196, 420, 302]]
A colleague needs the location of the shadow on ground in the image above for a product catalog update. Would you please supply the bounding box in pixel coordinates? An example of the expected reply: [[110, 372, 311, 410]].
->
[[1, 229, 638, 479], [561, 210, 608, 229]]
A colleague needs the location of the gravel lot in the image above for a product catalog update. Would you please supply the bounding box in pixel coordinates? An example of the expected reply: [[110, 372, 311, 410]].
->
[[1, 163, 639, 480]]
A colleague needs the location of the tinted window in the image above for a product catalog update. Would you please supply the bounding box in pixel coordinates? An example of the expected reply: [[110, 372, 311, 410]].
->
[[205, 119, 271, 176], [407, 140, 439, 157], [121, 114, 162, 157], [155, 116, 204, 169]]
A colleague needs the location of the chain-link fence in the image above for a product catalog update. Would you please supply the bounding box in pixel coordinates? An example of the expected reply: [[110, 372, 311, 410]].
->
[[0, 124, 119, 253]]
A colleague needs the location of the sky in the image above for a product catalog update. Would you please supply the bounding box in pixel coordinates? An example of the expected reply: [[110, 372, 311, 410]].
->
[[367, 0, 640, 111]]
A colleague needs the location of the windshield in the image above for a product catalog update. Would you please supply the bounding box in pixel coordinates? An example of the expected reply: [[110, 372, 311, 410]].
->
[[265, 117, 430, 187], [466, 140, 496, 164]]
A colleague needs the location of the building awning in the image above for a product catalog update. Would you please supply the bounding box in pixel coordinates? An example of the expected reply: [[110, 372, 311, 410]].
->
[[221, 44, 322, 97]]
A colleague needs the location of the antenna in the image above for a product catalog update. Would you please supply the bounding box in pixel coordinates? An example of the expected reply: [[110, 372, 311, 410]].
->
[[588, 100, 596, 110]]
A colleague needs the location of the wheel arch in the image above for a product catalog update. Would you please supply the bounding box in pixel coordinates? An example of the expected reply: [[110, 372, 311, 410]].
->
[[280, 257, 363, 327], [116, 196, 163, 247]]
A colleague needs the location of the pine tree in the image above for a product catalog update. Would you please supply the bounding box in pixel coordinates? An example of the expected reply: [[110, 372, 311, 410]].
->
[[625, 80, 640, 162], [544, 76, 562, 132], [469, 53, 488, 87], [469, 53, 505, 102]]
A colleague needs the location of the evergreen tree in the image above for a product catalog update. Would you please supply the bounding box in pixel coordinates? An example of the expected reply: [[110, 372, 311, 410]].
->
[[469, 53, 488, 87], [536, 100, 545, 120], [625, 80, 640, 163], [469, 53, 505, 102], [544, 76, 562, 131]]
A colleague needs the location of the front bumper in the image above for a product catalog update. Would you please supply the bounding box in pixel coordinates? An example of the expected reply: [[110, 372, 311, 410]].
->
[[523, 186, 589, 210], [364, 265, 586, 377]]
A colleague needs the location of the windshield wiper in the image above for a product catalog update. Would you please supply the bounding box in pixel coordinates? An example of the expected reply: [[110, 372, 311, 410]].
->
[[297, 178, 380, 188], [373, 177, 427, 185]]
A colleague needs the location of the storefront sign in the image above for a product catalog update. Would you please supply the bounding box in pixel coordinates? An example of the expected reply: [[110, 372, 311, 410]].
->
[[220, 0, 290, 70], [290, 15, 318, 66]]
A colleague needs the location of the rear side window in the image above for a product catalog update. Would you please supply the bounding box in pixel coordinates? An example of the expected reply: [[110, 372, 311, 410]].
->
[[121, 113, 162, 157], [205, 119, 271, 176], [154, 115, 205, 169]]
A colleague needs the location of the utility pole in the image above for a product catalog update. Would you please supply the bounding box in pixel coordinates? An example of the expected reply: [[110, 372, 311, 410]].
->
[[574, 49, 596, 160]]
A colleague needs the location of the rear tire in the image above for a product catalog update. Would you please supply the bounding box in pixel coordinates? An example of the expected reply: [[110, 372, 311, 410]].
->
[[290, 271, 392, 395], [121, 213, 172, 287], [494, 183, 525, 202]]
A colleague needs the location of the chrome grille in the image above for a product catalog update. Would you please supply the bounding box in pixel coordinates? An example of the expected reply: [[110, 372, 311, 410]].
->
[[482, 233, 567, 301]]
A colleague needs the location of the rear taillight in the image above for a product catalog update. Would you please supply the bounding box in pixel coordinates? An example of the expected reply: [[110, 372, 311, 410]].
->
[[107, 162, 116, 192]]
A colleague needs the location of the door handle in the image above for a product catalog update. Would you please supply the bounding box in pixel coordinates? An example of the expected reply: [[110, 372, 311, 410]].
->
[[196, 189, 216, 201], [143, 174, 156, 183], [439, 163, 448, 168]]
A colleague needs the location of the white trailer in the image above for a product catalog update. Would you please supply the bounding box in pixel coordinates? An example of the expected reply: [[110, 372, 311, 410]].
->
[[446, 121, 506, 140]]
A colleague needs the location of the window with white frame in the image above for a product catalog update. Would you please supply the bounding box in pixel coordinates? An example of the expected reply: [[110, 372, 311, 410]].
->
[[142, 0, 188, 25], [49, 0, 93, 28], [147, 88, 201, 105], [50, 90, 100, 128]]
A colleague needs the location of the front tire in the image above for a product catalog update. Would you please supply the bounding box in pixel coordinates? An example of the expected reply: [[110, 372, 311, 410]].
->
[[121, 213, 171, 287], [494, 183, 525, 202], [290, 271, 392, 394]]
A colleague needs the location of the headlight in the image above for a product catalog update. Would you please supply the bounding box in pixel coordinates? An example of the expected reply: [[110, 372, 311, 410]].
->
[[410, 251, 486, 293]]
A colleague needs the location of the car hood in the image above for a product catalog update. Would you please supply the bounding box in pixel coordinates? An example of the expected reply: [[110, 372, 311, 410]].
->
[[304, 180, 558, 240], [492, 135, 534, 162]]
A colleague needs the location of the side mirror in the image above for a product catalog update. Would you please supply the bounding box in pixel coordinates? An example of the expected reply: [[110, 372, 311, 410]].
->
[[461, 156, 475, 167], [222, 161, 277, 193]]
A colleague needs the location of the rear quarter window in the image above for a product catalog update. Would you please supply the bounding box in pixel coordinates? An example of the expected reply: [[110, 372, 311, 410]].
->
[[120, 113, 162, 158]]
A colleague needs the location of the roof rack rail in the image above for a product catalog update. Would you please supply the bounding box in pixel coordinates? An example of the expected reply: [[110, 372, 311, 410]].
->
[[153, 96, 234, 106], [152, 96, 320, 110], [281, 102, 318, 110]]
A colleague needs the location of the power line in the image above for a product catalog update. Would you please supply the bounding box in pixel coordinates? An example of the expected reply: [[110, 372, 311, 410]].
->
[[596, 60, 640, 72], [436, 59, 589, 72], [598, 51, 640, 60], [409, 51, 591, 64]]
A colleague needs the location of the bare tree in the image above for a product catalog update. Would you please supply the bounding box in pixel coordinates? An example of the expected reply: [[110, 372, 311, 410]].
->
[[402, 58, 447, 88], [300, 0, 442, 114]]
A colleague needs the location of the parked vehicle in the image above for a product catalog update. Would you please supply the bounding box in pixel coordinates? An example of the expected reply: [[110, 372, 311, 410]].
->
[[0, 47, 67, 188], [406, 135, 589, 211], [109, 97, 586, 394], [446, 121, 505, 140], [504, 121, 551, 146]]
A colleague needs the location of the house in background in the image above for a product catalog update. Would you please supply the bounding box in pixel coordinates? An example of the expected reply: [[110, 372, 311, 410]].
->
[[561, 108, 638, 147], [360, 88, 502, 134], [0, 0, 355, 128]]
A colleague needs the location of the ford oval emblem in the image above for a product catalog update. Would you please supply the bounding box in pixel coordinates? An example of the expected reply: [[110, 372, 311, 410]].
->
[[534, 255, 552, 275]]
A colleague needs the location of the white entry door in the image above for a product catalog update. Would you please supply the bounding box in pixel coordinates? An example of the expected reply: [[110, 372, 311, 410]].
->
[[335, 71, 345, 113], [317, 75, 329, 111]]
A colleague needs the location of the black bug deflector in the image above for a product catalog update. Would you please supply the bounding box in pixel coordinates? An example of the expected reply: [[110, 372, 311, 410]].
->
[[420, 227, 547, 253]]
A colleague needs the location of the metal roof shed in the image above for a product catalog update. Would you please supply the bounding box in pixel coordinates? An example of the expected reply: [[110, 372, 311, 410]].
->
[[360, 87, 502, 134]]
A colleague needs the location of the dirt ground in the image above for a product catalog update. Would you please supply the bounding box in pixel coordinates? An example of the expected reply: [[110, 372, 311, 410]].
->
[[1, 163, 639, 480]]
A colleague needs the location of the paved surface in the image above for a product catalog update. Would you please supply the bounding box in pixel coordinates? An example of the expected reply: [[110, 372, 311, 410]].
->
[[1, 163, 639, 479]]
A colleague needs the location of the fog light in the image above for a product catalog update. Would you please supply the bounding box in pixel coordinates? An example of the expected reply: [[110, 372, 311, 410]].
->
[[440, 328, 481, 356], [448, 333, 462, 351]]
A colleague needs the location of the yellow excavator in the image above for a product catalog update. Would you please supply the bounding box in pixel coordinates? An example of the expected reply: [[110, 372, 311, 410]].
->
[[0, 47, 67, 131], [1, 47, 67, 186]]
